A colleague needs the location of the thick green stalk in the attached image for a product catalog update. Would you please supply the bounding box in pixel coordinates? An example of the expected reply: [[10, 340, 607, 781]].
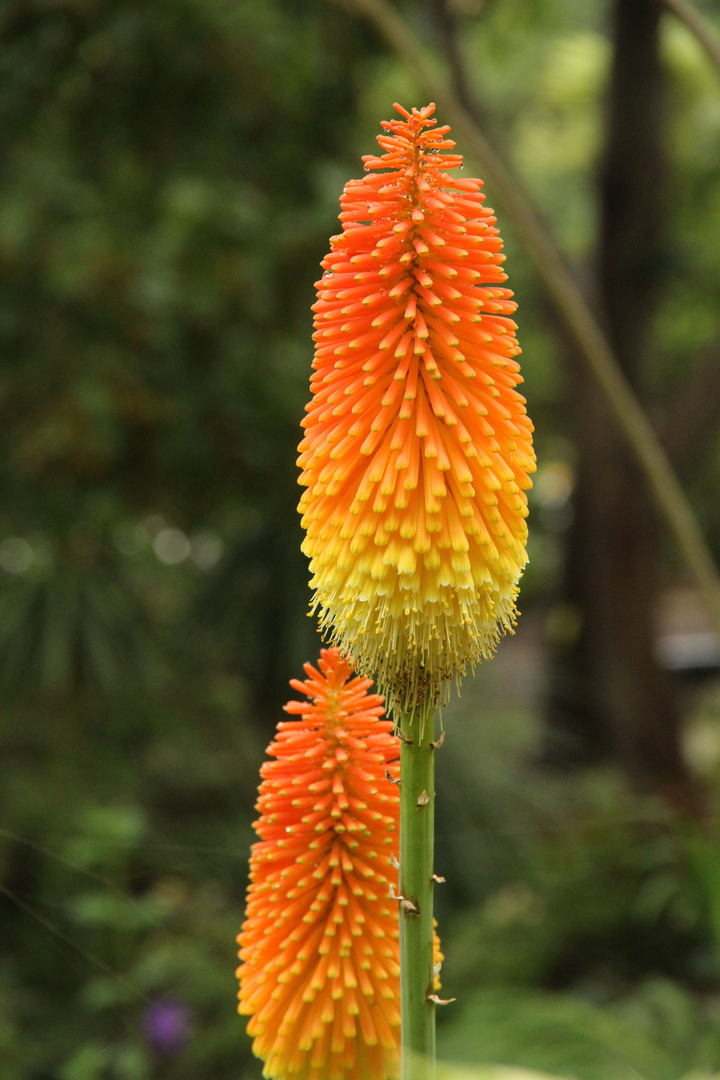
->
[[399, 703, 436, 1080]]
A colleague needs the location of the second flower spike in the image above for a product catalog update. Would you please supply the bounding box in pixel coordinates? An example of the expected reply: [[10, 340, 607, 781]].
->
[[238, 648, 442, 1080]]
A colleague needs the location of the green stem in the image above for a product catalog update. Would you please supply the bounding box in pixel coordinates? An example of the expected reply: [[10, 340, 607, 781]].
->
[[399, 703, 436, 1080]]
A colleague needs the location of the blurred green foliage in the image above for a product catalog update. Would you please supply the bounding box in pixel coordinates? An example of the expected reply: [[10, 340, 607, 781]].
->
[[1, 0, 720, 1078]]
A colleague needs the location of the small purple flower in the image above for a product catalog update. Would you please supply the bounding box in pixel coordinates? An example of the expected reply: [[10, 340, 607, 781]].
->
[[143, 999, 192, 1055]]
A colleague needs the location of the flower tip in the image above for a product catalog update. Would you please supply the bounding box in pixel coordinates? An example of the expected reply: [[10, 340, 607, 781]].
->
[[392, 102, 436, 122]]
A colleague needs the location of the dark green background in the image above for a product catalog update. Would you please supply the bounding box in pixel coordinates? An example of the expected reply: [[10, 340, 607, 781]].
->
[[2, 2, 720, 1078]]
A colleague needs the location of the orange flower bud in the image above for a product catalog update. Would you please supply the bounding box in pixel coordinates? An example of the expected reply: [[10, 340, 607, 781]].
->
[[238, 650, 399, 1079], [237, 648, 442, 1080]]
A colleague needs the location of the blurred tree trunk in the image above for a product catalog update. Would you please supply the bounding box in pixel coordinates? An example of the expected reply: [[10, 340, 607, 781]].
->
[[544, 0, 690, 795]]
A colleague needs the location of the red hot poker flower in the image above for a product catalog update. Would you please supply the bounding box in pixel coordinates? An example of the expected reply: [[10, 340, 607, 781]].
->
[[298, 104, 535, 713], [238, 649, 405, 1080]]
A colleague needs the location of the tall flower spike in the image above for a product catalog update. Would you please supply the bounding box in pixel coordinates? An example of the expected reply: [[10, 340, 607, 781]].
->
[[298, 103, 535, 713], [238, 649, 441, 1080]]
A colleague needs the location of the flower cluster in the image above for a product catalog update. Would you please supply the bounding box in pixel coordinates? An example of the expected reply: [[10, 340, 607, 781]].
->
[[239, 648, 442, 1080], [298, 103, 535, 712]]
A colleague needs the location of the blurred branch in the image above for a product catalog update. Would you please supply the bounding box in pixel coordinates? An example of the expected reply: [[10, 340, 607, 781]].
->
[[328, 0, 720, 638], [428, 0, 474, 111], [662, 0, 720, 77], [662, 340, 720, 475]]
